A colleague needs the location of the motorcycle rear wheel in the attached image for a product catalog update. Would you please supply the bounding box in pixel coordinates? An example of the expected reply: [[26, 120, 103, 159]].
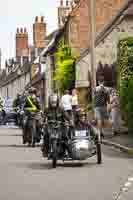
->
[[52, 140, 57, 168], [31, 128, 35, 147]]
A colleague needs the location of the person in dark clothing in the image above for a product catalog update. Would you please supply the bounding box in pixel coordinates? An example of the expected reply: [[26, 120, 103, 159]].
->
[[93, 80, 111, 137], [42, 93, 64, 156], [74, 109, 95, 137], [23, 87, 42, 144], [13, 94, 22, 111]]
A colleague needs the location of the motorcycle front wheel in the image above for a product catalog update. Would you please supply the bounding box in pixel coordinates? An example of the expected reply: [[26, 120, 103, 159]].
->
[[31, 125, 36, 147], [96, 142, 102, 164], [52, 140, 57, 168]]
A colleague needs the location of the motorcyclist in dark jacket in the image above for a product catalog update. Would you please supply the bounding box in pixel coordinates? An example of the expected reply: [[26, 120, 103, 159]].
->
[[42, 93, 64, 156], [75, 109, 97, 138]]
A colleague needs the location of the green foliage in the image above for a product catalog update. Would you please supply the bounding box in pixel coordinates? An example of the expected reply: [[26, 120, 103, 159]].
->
[[118, 37, 133, 79], [118, 37, 133, 131], [54, 46, 75, 93]]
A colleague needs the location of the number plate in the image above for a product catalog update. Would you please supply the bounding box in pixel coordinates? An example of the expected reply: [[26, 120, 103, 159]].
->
[[75, 130, 87, 137]]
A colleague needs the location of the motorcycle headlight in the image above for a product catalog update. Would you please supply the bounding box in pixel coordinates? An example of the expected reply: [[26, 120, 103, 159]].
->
[[75, 140, 89, 150]]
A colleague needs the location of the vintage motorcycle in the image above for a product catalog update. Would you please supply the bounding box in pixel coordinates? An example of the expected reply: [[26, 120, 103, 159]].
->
[[42, 119, 102, 168]]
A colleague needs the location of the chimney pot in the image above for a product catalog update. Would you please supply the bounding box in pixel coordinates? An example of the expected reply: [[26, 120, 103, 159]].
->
[[41, 16, 44, 22], [17, 28, 19, 33], [20, 28, 23, 33], [66, 0, 69, 6], [24, 28, 27, 33], [35, 16, 38, 22], [60, 0, 63, 6]]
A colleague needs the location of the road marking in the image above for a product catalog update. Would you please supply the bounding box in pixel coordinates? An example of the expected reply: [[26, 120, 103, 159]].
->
[[122, 187, 129, 192], [124, 182, 132, 187], [128, 177, 133, 182], [114, 174, 133, 200]]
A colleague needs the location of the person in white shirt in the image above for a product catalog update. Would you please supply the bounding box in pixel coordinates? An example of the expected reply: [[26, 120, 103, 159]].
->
[[60, 90, 72, 111], [72, 89, 78, 110], [60, 90, 72, 123]]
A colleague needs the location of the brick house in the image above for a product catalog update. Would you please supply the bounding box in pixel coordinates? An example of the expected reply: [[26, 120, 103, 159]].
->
[[75, 0, 133, 105], [0, 16, 48, 100], [57, 0, 125, 57]]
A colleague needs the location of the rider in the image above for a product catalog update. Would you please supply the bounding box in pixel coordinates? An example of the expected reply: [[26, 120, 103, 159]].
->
[[42, 92, 64, 156], [75, 109, 96, 137], [23, 87, 42, 144]]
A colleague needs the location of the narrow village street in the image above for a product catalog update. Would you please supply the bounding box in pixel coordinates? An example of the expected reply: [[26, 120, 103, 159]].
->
[[0, 125, 133, 200], [0, 0, 133, 199]]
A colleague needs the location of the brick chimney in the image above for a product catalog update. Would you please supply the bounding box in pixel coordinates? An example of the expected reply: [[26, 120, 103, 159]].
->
[[58, 0, 70, 28], [33, 16, 46, 49], [16, 27, 29, 58]]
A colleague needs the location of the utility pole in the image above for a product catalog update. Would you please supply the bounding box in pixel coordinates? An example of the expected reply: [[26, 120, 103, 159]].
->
[[88, 0, 96, 88]]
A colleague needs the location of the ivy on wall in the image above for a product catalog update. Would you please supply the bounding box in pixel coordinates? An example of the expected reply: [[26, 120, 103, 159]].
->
[[117, 37, 133, 131], [54, 45, 75, 93]]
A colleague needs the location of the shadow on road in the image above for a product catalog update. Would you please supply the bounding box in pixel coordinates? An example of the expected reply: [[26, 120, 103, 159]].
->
[[12, 161, 97, 170], [0, 144, 41, 148], [0, 134, 22, 137], [0, 126, 19, 129]]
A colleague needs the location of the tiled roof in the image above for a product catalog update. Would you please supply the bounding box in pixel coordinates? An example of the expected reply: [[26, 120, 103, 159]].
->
[[0, 64, 31, 87]]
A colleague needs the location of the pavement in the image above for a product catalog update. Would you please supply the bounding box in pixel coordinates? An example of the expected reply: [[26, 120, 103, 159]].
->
[[113, 175, 133, 200], [101, 128, 133, 199], [0, 125, 133, 199], [102, 127, 133, 155]]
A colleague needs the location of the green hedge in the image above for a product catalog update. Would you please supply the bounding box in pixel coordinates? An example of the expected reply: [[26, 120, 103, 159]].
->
[[118, 37, 133, 131]]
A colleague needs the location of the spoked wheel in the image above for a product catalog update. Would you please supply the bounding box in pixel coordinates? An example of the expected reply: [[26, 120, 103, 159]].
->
[[52, 140, 57, 168], [31, 128, 35, 147], [26, 128, 34, 147], [22, 126, 28, 145], [96, 133, 102, 164], [31, 122, 36, 147], [96, 142, 102, 164]]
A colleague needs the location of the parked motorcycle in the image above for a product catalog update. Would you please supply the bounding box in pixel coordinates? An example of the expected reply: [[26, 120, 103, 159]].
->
[[42, 119, 102, 168]]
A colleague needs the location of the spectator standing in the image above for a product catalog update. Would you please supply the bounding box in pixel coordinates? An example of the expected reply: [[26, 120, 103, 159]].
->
[[93, 79, 111, 137], [110, 88, 120, 135], [72, 89, 79, 110], [60, 90, 72, 123]]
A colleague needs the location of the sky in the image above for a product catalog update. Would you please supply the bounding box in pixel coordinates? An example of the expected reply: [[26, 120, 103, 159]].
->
[[0, 0, 58, 67]]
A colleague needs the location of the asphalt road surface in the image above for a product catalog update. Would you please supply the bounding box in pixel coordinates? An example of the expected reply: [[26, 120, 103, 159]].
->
[[0, 125, 133, 200]]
